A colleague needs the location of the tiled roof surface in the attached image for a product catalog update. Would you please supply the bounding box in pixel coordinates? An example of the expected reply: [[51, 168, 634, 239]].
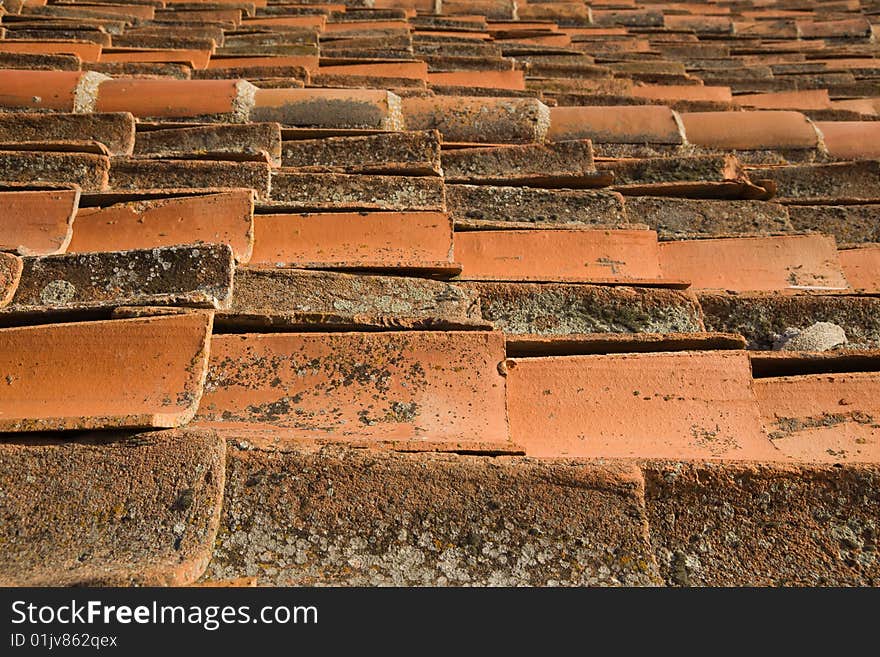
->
[[1, 0, 879, 587]]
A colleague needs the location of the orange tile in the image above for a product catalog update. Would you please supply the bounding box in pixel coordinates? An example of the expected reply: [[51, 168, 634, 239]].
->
[[317, 61, 427, 80], [454, 229, 666, 283], [0, 313, 212, 432], [506, 350, 780, 460], [681, 111, 819, 150], [838, 245, 880, 292], [659, 235, 849, 292], [252, 88, 403, 129], [0, 188, 79, 255], [428, 69, 525, 90], [95, 79, 249, 120], [735, 90, 832, 111], [207, 55, 318, 73], [631, 84, 733, 104], [242, 16, 327, 29], [548, 105, 683, 144], [100, 48, 212, 70], [754, 373, 880, 463], [0, 40, 102, 63], [0, 252, 22, 308], [0, 70, 98, 112], [816, 122, 880, 160], [194, 330, 510, 445], [250, 212, 452, 268], [69, 190, 254, 263]]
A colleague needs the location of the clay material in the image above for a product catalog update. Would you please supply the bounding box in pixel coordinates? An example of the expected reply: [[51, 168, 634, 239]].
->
[[0, 313, 213, 431], [0, 428, 225, 586], [0, 187, 80, 255]]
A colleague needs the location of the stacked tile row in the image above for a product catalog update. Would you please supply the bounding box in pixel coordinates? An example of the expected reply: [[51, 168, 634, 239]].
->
[[0, 0, 879, 587]]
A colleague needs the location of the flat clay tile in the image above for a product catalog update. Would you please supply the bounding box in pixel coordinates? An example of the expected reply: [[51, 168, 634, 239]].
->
[[644, 459, 880, 586], [454, 228, 670, 284], [547, 105, 684, 144], [0, 186, 80, 255], [402, 95, 550, 144], [659, 235, 849, 292], [626, 196, 794, 240], [0, 428, 225, 586], [228, 267, 481, 323], [194, 330, 510, 447], [109, 158, 271, 200], [0, 150, 110, 192], [441, 139, 605, 187], [69, 190, 254, 263], [750, 161, 880, 201], [0, 252, 23, 307], [249, 211, 452, 269], [0, 112, 135, 156], [95, 78, 256, 121], [280, 130, 441, 175], [463, 281, 703, 335], [250, 88, 403, 129], [3, 243, 234, 316], [268, 171, 444, 211], [446, 184, 626, 226], [133, 122, 283, 166], [0, 69, 108, 112], [0, 312, 212, 431], [788, 204, 880, 245], [815, 121, 880, 160], [680, 111, 819, 151], [754, 372, 880, 464], [0, 39, 102, 62], [699, 293, 880, 350], [735, 90, 833, 111], [208, 442, 660, 585], [506, 350, 780, 460], [0, 51, 82, 71], [838, 245, 880, 293]]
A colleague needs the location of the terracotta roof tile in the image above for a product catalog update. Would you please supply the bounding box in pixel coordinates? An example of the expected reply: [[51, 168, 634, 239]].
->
[[0, 186, 80, 255], [4, 0, 880, 587], [0, 312, 212, 431]]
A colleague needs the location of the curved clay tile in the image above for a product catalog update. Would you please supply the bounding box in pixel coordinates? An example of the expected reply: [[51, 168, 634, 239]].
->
[[680, 110, 819, 150]]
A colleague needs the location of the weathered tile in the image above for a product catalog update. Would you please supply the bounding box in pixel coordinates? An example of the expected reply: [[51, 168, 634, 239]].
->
[[250, 88, 403, 129], [0, 252, 22, 307], [0, 150, 109, 192], [659, 235, 849, 292], [281, 130, 441, 175], [206, 443, 661, 585], [69, 190, 254, 263], [506, 350, 779, 460], [194, 330, 510, 446], [838, 246, 880, 293], [441, 140, 606, 187], [446, 185, 626, 225], [134, 123, 283, 167], [268, 172, 444, 211], [0, 313, 212, 431], [788, 204, 880, 245], [403, 95, 550, 144], [463, 281, 704, 335], [750, 161, 880, 201], [754, 372, 880, 463], [250, 212, 452, 269], [109, 158, 271, 200], [644, 460, 880, 585], [455, 229, 671, 284], [0, 112, 135, 156], [3, 243, 234, 316], [0, 428, 225, 586], [699, 293, 880, 350], [0, 186, 80, 255], [626, 197, 794, 240], [228, 267, 481, 321]]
